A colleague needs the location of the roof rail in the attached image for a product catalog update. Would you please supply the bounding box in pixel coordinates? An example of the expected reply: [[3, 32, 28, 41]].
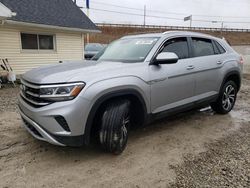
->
[[162, 31, 180, 35]]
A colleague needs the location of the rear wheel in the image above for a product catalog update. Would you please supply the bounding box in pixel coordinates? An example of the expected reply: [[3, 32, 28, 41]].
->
[[211, 80, 237, 114], [99, 99, 130, 154]]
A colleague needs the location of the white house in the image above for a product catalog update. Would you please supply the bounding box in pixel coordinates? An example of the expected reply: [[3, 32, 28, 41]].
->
[[0, 0, 100, 74]]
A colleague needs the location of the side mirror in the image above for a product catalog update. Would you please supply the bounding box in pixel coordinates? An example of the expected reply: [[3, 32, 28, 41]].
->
[[153, 52, 179, 65]]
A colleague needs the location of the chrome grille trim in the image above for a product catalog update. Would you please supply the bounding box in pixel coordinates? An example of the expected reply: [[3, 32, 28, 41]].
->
[[21, 79, 41, 89], [26, 91, 40, 97], [20, 79, 51, 107], [20, 92, 50, 106]]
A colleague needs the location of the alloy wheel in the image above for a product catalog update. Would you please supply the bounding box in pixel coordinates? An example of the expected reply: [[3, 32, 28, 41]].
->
[[222, 85, 236, 111], [119, 115, 130, 148]]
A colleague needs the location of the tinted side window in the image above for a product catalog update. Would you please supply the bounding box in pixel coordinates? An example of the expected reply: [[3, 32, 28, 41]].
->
[[214, 41, 226, 54], [161, 37, 189, 59], [192, 38, 215, 57]]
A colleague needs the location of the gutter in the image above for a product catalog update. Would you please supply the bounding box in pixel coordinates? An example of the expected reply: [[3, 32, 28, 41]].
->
[[5, 20, 101, 33]]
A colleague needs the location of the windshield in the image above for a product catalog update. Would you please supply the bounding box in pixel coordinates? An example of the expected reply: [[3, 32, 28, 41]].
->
[[94, 37, 159, 63], [85, 43, 104, 51]]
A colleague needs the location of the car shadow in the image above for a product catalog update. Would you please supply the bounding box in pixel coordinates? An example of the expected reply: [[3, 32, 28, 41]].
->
[[29, 106, 230, 162]]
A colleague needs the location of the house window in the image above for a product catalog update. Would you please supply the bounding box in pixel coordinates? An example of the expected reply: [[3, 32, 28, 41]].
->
[[21, 33, 55, 50]]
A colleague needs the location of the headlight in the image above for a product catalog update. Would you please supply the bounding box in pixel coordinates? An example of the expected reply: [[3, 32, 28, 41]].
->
[[39, 82, 85, 102]]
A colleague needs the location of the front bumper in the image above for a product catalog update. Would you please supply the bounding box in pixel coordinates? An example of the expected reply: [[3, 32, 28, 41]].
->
[[19, 108, 65, 146], [18, 95, 92, 146]]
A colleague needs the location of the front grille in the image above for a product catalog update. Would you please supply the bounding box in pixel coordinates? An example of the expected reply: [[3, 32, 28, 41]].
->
[[20, 79, 52, 108]]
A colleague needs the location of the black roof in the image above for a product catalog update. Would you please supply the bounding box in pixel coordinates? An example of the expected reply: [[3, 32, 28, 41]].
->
[[0, 0, 99, 32]]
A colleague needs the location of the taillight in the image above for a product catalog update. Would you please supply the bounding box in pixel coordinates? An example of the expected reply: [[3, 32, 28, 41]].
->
[[239, 56, 244, 64]]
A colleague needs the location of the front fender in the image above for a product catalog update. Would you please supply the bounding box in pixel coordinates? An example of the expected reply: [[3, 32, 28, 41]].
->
[[79, 76, 150, 145], [80, 76, 150, 112]]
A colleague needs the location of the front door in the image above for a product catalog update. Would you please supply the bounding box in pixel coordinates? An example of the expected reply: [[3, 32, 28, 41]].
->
[[150, 37, 196, 114]]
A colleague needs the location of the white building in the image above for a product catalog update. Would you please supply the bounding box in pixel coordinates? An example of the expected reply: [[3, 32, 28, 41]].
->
[[0, 0, 100, 74]]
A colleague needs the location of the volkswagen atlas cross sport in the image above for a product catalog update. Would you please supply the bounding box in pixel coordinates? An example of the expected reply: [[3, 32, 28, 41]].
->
[[18, 31, 243, 154]]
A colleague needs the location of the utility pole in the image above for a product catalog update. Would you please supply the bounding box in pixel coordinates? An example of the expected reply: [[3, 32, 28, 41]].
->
[[143, 5, 146, 27], [86, 0, 90, 44], [212, 20, 224, 37], [221, 21, 224, 36]]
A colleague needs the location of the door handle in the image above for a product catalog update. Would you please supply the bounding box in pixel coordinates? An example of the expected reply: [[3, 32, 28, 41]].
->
[[186, 65, 195, 70], [217, 61, 223, 65]]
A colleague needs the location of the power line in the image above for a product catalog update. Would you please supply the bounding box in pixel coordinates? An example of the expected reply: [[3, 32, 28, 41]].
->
[[81, 7, 250, 24], [82, 7, 184, 21], [91, 1, 191, 16], [91, 1, 143, 11], [90, 0, 250, 19], [91, 0, 188, 16]]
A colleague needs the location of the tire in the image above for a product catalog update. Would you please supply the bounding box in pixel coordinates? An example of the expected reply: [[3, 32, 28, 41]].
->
[[211, 80, 237, 114], [99, 99, 130, 154]]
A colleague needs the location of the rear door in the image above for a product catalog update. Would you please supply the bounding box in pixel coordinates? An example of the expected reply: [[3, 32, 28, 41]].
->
[[189, 37, 226, 100]]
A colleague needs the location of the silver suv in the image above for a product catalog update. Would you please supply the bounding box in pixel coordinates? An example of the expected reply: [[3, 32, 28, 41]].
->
[[18, 31, 243, 154]]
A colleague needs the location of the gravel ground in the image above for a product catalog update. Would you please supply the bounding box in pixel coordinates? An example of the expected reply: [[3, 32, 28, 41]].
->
[[0, 85, 19, 113], [170, 75, 250, 188], [170, 125, 250, 188], [0, 76, 249, 187]]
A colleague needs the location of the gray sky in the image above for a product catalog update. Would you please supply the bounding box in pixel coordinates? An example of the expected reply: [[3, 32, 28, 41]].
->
[[76, 0, 250, 29]]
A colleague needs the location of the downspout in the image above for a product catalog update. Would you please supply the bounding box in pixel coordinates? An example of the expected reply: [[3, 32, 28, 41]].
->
[[81, 33, 84, 59]]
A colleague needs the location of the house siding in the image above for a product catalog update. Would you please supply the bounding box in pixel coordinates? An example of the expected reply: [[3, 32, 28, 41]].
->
[[0, 24, 84, 74]]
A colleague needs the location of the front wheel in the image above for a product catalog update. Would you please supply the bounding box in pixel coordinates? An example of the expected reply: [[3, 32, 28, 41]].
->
[[99, 99, 130, 154], [211, 80, 237, 114]]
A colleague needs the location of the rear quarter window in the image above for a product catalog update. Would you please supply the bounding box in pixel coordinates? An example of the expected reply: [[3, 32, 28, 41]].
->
[[214, 40, 226, 54]]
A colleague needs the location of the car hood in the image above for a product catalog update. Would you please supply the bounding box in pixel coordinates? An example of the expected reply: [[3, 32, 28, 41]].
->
[[22, 60, 146, 84]]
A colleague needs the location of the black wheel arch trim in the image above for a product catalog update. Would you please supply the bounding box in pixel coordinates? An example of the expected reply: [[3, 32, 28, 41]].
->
[[83, 89, 148, 145], [221, 71, 241, 92]]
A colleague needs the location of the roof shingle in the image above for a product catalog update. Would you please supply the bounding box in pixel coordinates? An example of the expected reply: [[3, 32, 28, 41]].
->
[[0, 0, 99, 32]]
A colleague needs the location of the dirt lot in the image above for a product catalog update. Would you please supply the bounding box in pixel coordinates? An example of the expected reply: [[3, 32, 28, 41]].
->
[[0, 76, 250, 188]]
